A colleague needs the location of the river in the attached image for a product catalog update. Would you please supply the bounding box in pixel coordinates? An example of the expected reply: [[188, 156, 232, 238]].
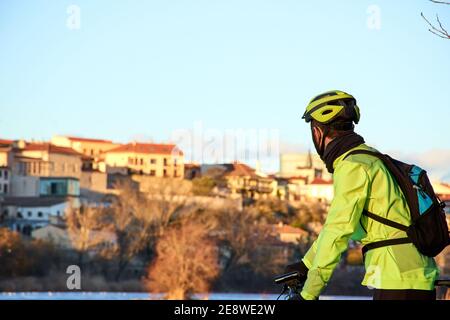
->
[[0, 292, 371, 300]]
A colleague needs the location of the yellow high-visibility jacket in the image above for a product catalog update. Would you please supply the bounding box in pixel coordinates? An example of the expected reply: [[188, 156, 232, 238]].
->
[[301, 143, 439, 300]]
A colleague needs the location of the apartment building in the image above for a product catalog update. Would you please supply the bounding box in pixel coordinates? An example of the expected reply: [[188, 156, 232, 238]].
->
[[279, 151, 332, 182], [104, 142, 184, 178], [51, 135, 119, 171], [13, 142, 82, 179], [202, 162, 277, 200], [51, 136, 118, 158]]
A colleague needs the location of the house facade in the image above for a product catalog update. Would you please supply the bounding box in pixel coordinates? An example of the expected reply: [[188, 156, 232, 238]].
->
[[104, 142, 184, 178]]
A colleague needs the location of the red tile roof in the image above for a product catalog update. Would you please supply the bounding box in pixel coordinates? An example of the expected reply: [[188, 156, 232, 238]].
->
[[310, 177, 333, 185], [225, 162, 259, 178], [275, 224, 308, 235], [66, 136, 113, 144], [185, 163, 201, 169], [0, 139, 14, 146], [23, 143, 83, 157], [106, 143, 183, 156]]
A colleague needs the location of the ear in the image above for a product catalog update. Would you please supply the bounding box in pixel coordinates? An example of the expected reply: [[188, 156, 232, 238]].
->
[[312, 126, 322, 141]]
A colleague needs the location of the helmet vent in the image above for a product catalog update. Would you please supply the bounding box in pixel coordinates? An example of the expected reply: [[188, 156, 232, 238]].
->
[[321, 109, 333, 115]]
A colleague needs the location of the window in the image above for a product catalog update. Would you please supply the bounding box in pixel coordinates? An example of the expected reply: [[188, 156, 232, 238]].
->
[[174, 159, 177, 166], [163, 158, 168, 166], [27, 211, 32, 218], [3, 184, 7, 194], [3, 209, 8, 217], [0, 170, 2, 178], [163, 169, 168, 177], [4, 170, 8, 179], [17, 212, 23, 218], [57, 211, 60, 217], [140, 158, 144, 166], [90, 149, 94, 156], [38, 212, 43, 218], [174, 170, 178, 177], [150, 159, 156, 165], [150, 170, 156, 176]]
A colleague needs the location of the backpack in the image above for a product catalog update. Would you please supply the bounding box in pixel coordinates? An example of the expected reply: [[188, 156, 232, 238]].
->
[[343, 150, 450, 258]]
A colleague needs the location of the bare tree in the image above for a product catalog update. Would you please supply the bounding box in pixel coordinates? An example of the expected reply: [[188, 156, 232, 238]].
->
[[145, 220, 219, 300], [422, 0, 450, 39], [214, 208, 272, 272], [106, 178, 196, 281], [66, 205, 112, 267], [105, 180, 154, 280], [143, 177, 193, 238]]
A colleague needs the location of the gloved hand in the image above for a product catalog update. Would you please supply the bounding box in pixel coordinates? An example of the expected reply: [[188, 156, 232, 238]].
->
[[284, 260, 309, 283]]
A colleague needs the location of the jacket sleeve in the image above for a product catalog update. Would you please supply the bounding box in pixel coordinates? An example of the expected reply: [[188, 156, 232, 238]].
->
[[300, 161, 370, 300]]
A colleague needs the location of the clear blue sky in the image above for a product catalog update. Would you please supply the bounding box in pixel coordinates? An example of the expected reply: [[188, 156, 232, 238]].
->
[[1, 1, 450, 175]]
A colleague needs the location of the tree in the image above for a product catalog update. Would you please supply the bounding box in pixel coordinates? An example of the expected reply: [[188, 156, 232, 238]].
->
[[290, 199, 326, 231], [192, 176, 216, 196], [66, 205, 111, 268], [0, 228, 29, 277], [144, 177, 193, 238], [145, 220, 219, 300], [422, 0, 450, 39], [106, 178, 196, 281], [105, 180, 153, 281], [214, 208, 271, 272]]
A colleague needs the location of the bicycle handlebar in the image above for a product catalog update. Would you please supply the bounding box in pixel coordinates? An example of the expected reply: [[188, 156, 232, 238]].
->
[[274, 271, 300, 285]]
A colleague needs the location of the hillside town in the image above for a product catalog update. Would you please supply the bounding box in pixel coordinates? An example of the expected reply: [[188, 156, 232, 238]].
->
[[0, 136, 337, 235], [0, 136, 449, 296]]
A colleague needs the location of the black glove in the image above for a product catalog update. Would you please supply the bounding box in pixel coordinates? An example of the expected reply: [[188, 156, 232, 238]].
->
[[284, 260, 309, 283]]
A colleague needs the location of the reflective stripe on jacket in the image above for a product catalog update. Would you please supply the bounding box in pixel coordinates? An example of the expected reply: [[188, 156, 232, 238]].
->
[[300, 144, 439, 300]]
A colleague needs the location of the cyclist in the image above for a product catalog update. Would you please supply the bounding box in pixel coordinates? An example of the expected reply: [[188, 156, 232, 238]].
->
[[286, 90, 439, 300]]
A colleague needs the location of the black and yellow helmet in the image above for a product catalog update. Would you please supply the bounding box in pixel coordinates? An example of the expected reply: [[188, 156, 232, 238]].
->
[[302, 90, 360, 125]]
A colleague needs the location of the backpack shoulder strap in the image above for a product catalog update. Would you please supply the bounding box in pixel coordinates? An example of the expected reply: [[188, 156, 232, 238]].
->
[[363, 210, 409, 232], [343, 149, 382, 161]]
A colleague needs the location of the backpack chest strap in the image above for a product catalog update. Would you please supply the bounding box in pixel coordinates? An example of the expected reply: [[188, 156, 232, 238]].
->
[[361, 210, 411, 256]]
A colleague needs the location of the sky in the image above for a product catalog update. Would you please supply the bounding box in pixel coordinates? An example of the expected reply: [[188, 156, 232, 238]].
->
[[1, 0, 449, 178]]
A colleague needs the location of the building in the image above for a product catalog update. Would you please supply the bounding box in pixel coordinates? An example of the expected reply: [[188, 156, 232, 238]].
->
[[184, 163, 201, 180], [302, 177, 334, 203], [0, 144, 13, 195], [51, 136, 120, 171], [51, 136, 119, 160], [7, 142, 83, 197], [0, 197, 76, 235], [12, 142, 83, 179], [202, 162, 277, 201], [279, 151, 332, 182], [80, 170, 108, 194], [282, 176, 309, 202], [104, 142, 184, 178], [272, 222, 308, 244]]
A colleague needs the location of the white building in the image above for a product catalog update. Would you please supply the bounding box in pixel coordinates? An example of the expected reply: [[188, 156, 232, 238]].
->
[[0, 197, 76, 235], [279, 151, 332, 182], [302, 178, 334, 203]]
